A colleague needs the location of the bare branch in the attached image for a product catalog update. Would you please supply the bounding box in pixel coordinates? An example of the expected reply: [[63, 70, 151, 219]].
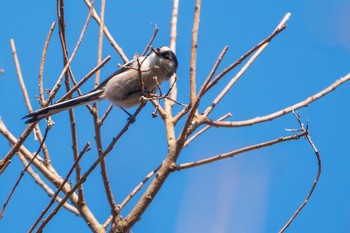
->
[[204, 15, 289, 94], [189, 0, 202, 105], [279, 112, 322, 233], [176, 131, 307, 170], [173, 46, 229, 125], [184, 113, 232, 147], [203, 13, 291, 117], [120, 163, 162, 210], [204, 73, 350, 128], [57, 56, 111, 103], [41, 0, 94, 107], [39, 22, 56, 103], [16, 152, 79, 215], [36, 103, 146, 232], [0, 126, 51, 220], [1, 85, 100, 233], [99, 104, 113, 125], [10, 39, 51, 164], [28, 142, 90, 233], [10, 39, 32, 113], [141, 26, 159, 56], [83, 0, 129, 63], [200, 46, 229, 95], [166, 0, 179, 107]]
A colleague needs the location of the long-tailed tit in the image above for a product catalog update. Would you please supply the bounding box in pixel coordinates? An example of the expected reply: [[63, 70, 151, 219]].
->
[[23, 46, 178, 123]]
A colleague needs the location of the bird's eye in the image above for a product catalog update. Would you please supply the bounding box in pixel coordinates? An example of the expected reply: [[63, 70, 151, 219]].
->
[[161, 51, 172, 60]]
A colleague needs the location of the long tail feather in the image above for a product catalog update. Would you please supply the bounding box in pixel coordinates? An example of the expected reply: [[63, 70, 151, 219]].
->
[[23, 90, 103, 123]]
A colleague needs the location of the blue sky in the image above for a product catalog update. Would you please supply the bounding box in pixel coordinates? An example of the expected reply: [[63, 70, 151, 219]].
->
[[1, 0, 350, 232]]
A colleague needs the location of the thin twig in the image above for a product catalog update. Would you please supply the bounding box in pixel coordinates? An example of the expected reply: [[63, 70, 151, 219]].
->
[[204, 73, 350, 128], [99, 104, 113, 125], [39, 22, 56, 103], [0, 118, 99, 231], [41, 0, 94, 107], [10, 38, 51, 164], [204, 13, 289, 94], [184, 113, 232, 147], [28, 142, 90, 233], [189, 0, 201, 105], [0, 126, 51, 220], [141, 26, 159, 56], [36, 103, 146, 232], [91, 0, 119, 214], [102, 102, 146, 157], [279, 112, 322, 233], [173, 46, 229, 125], [120, 163, 162, 210], [10, 39, 32, 113], [203, 13, 291, 117], [176, 131, 307, 170], [83, 0, 129, 63], [57, 56, 111, 103], [16, 152, 79, 215], [165, 0, 180, 108]]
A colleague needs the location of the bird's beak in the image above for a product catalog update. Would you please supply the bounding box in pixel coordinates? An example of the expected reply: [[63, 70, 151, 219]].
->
[[151, 47, 160, 56]]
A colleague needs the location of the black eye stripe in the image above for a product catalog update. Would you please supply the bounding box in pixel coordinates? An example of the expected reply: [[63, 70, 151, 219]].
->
[[156, 48, 178, 71], [161, 51, 172, 59]]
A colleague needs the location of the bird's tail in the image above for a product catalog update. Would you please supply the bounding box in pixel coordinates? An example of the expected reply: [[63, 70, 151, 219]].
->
[[23, 89, 104, 124]]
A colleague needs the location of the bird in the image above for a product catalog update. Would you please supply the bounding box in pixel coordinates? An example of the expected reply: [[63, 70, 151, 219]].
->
[[23, 46, 178, 124]]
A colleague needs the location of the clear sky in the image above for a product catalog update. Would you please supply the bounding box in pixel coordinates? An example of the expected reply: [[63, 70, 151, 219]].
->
[[1, 0, 350, 233]]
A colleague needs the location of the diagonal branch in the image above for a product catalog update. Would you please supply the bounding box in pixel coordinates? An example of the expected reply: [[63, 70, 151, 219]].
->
[[204, 73, 350, 128], [176, 131, 307, 170], [184, 113, 232, 147], [204, 13, 290, 94], [202, 13, 291, 117], [28, 142, 90, 233], [83, 0, 129, 63]]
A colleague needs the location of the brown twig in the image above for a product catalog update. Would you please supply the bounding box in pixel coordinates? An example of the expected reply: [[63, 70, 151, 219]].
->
[[39, 22, 56, 104], [28, 142, 90, 233], [10, 39, 32, 113], [204, 72, 350, 128], [11, 37, 52, 165], [0, 118, 100, 232], [173, 46, 229, 125], [203, 13, 291, 117], [204, 14, 289, 94], [189, 0, 201, 105], [99, 104, 113, 125], [16, 152, 79, 215], [41, 0, 94, 107], [83, 0, 129, 63], [176, 131, 307, 170], [91, 0, 119, 214], [57, 55, 111, 103], [165, 0, 179, 109], [120, 162, 163, 210], [36, 104, 145, 232], [279, 112, 322, 233], [0, 125, 50, 220], [57, 0, 92, 206], [184, 113, 232, 147], [141, 26, 159, 56]]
